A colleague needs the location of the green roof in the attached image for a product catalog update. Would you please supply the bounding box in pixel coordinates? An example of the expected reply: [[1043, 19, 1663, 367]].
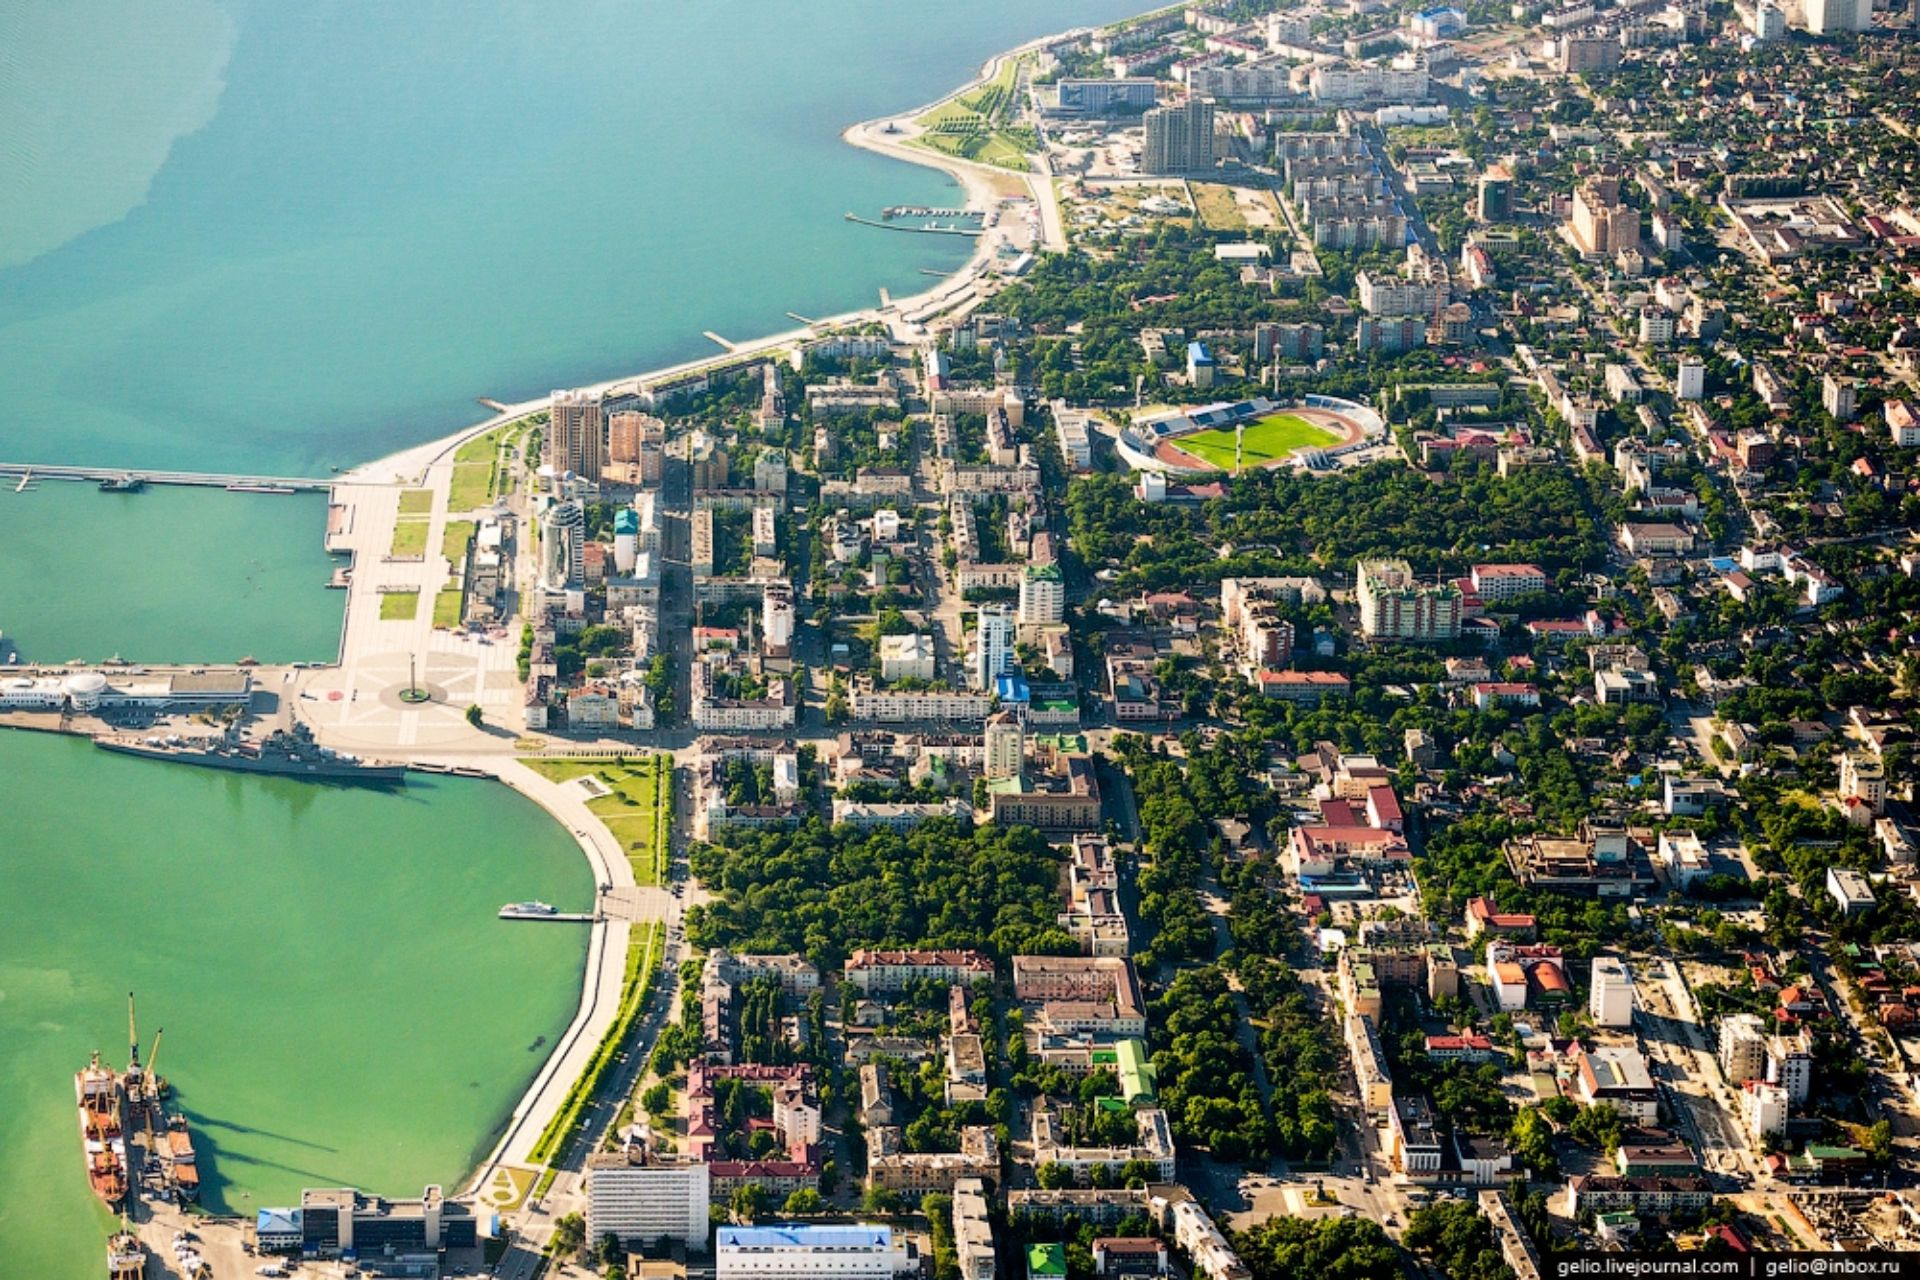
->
[[1025, 562, 1062, 581], [1028, 1243, 1069, 1279], [1116, 1038, 1158, 1103], [1808, 1145, 1866, 1160]]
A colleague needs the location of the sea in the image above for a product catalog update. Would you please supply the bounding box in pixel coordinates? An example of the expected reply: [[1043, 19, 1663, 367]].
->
[[0, 0, 1143, 1272]]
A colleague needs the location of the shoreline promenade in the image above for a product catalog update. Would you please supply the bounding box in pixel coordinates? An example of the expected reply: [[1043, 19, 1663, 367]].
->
[[0, 15, 1098, 1246]]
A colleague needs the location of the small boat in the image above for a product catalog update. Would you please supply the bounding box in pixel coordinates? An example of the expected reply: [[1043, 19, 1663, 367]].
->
[[499, 901, 559, 918]]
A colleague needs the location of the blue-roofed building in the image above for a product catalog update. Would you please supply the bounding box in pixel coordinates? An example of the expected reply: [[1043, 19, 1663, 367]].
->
[[256, 1207, 303, 1254], [716, 1223, 913, 1279], [1410, 5, 1466, 38], [996, 673, 1032, 708], [1186, 341, 1216, 389]]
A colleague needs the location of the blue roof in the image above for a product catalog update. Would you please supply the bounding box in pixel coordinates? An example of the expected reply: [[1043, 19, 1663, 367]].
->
[[257, 1207, 302, 1234], [997, 674, 1032, 703], [719, 1225, 894, 1249], [614, 508, 639, 535], [1187, 340, 1214, 363]]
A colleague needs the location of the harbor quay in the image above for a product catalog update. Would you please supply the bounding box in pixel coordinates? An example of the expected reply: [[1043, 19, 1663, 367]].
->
[[3, 20, 1083, 1275]]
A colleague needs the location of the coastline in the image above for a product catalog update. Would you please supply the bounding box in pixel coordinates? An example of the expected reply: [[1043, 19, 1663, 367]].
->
[[404, 34, 1072, 1204], [3, 12, 1088, 1226], [347, 35, 1071, 489]]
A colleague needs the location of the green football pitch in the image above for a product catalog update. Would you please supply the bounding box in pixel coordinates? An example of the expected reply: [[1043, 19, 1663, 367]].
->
[[1174, 412, 1344, 471]]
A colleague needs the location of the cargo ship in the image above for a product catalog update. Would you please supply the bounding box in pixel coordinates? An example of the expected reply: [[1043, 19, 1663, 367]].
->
[[160, 1113, 202, 1203], [96, 721, 407, 785], [107, 1230, 145, 1280], [75, 1052, 129, 1209]]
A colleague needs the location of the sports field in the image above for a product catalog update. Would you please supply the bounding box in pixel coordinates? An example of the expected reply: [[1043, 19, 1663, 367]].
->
[[1174, 412, 1344, 471]]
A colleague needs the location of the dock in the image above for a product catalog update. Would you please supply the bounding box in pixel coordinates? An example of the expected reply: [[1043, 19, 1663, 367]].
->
[[702, 331, 736, 352], [498, 909, 596, 923], [0, 462, 333, 493], [844, 211, 983, 237]]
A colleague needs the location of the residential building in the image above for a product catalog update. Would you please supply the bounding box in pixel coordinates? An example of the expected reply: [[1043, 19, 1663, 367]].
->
[[585, 1151, 712, 1249], [1560, 33, 1622, 73], [845, 950, 995, 994], [1575, 1046, 1660, 1124], [549, 388, 604, 481], [1031, 1107, 1177, 1183], [1020, 563, 1066, 625], [1356, 559, 1462, 641], [1470, 563, 1549, 600], [1675, 357, 1705, 401], [1309, 60, 1431, 103], [1570, 178, 1639, 256], [952, 1179, 997, 1280], [1827, 866, 1876, 916], [1141, 98, 1216, 175], [878, 634, 936, 683], [1822, 373, 1857, 422], [1840, 750, 1886, 817], [1805, 0, 1869, 33], [974, 605, 1016, 690], [1589, 957, 1635, 1027]]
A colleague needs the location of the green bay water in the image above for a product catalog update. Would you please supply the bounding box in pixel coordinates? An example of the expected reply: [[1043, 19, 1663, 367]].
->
[[0, 732, 592, 1276], [0, 486, 342, 664]]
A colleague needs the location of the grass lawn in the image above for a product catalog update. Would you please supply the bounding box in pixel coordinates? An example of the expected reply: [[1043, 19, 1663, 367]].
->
[[447, 462, 494, 513], [523, 755, 670, 886], [1190, 182, 1248, 232], [397, 488, 434, 515], [476, 1165, 536, 1212], [910, 129, 1032, 172], [390, 518, 430, 557], [432, 585, 465, 628], [379, 591, 420, 621], [448, 423, 518, 512], [442, 519, 476, 566], [1176, 412, 1343, 471]]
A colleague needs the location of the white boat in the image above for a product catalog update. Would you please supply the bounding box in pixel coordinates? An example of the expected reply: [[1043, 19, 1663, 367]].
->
[[498, 901, 559, 918]]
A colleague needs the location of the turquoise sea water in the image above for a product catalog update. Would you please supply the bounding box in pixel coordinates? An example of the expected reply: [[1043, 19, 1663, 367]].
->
[[0, 1, 1146, 1273], [0, 0, 1139, 662]]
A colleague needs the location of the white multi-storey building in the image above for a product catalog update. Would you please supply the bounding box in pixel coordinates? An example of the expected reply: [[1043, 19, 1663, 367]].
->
[[1589, 957, 1635, 1028], [973, 605, 1016, 690], [1019, 563, 1066, 625], [585, 1153, 710, 1248]]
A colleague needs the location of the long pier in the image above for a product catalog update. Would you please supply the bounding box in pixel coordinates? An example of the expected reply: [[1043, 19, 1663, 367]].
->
[[844, 212, 983, 237], [0, 462, 334, 492]]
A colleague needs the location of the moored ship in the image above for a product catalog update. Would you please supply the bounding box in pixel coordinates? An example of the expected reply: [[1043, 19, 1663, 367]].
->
[[97, 721, 407, 785], [161, 1113, 201, 1203], [107, 1230, 145, 1280], [75, 1052, 129, 1209]]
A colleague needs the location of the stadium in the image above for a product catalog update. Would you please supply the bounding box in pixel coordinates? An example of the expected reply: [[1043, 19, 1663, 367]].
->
[[1113, 394, 1386, 475]]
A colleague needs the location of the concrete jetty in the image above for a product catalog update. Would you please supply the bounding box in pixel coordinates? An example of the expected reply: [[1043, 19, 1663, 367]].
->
[[0, 462, 332, 492]]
